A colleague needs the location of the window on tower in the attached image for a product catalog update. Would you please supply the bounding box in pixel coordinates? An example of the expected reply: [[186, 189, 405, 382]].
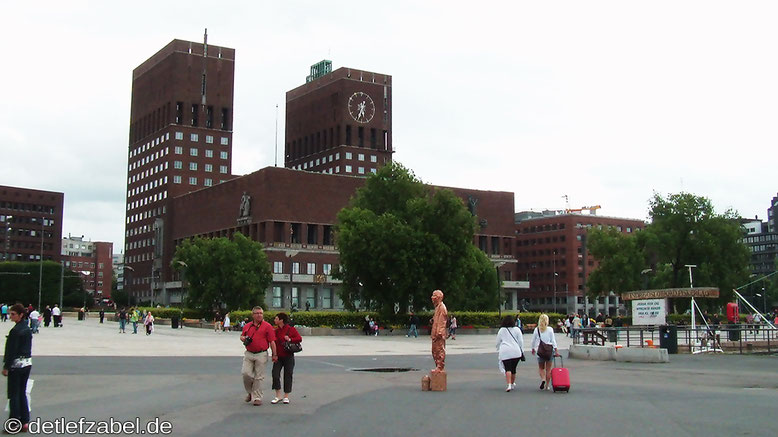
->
[[206, 106, 214, 129], [175, 102, 183, 124], [221, 108, 229, 130], [191, 104, 199, 127]]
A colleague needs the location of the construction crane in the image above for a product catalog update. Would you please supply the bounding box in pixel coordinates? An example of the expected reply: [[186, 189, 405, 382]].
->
[[565, 205, 602, 215]]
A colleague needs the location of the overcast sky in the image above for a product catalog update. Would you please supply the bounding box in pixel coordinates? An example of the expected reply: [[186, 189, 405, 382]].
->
[[2, 1, 777, 252]]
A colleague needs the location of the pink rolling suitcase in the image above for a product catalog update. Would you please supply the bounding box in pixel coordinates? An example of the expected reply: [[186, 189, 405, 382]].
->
[[551, 355, 570, 392]]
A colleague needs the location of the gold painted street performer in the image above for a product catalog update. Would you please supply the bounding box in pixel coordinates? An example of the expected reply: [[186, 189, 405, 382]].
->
[[430, 289, 448, 373]]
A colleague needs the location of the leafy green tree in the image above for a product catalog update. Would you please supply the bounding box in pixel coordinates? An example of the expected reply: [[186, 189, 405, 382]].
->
[[586, 227, 645, 296], [586, 192, 750, 308], [172, 233, 272, 313], [335, 162, 499, 315]]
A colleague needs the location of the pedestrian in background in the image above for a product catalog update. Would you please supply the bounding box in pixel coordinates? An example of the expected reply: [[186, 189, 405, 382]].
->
[[43, 305, 52, 328], [531, 314, 558, 390], [3, 303, 32, 433], [117, 308, 127, 333], [130, 308, 140, 334], [407, 312, 419, 338], [447, 314, 458, 340], [0, 303, 7, 322], [144, 311, 155, 335], [52, 304, 62, 327], [28, 308, 40, 334], [214, 311, 223, 332], [223, 312, 231, 333], [271, 312, 302, 405], [496, 315, 524, 392], [99, 309, 105, 324]]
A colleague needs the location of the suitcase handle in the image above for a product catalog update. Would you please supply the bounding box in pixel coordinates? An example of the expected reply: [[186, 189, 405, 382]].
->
[[553, 354, 564, 368]]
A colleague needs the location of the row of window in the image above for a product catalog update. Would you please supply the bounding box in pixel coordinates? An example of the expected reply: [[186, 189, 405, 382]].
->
[[173, 132, 229, 145], [272, 261, 333, 275], [128, 190, 168, 212], [129, 176, 167, 201], [744, 234, 778, 243], [749, 244, 777, 253], [291, 152, 378, 171], [129, 153, 168, 182], [0, 216, 55, 227], [171, 161, 229, 173], [270, 286, 336, 309], [518, 235, 567, 246], [173, 146, 229, 160], [126, 205, 166, 225], [0, 203, 56, 215], [171, 176, 225, 187], [125, 252, 152, 264], [130, 133, 169, 159]]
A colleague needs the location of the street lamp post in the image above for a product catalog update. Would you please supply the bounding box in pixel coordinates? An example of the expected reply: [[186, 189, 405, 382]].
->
[[553, 250, 557, 314], [37, 217, 45, 310], [124, 265, 135, 307], [757, 288, 766, 314], [173, 261, 187, 305], [286, 250, 299, 310]]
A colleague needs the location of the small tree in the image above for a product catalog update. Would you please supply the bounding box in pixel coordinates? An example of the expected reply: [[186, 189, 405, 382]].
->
[[172, 233, 272, 313]]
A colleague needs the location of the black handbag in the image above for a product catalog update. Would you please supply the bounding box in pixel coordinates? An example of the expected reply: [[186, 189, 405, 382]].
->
[[282, 341, 302, 353], [537, 328, 554, 360]]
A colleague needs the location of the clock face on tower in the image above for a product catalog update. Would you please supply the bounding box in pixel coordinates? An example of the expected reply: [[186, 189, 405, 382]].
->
[[348, 92, 375, 123]]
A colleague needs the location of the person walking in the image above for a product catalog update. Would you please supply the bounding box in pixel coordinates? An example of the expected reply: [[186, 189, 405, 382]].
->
[[214, 311, 223, 332], [240, 306, 277, 406], [3, 303, 32, 433], [43, 305, 52, 328], [531, 314, 558, 390], [0, 303, 7, 322], [223, 312, 231, 333], [28, 308, 40, 334], [99, 309, 105, 324], [496, 315, 524, 392], [572, 313, 582, 341], [117, 308, 128, 333], [448, 314, 458, 340], [271, 312, 302, 405], [407, 313, 419, 338], [144, 311, 155, 335], [51, 304, 62, 327], [130, 308, 140, 334]]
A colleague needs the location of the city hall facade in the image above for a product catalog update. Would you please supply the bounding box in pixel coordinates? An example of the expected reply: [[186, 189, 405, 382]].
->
[[124, 37, 522, 311]]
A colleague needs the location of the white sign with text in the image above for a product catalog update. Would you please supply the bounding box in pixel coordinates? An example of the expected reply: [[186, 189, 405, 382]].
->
[[632, 299, 667, 325]]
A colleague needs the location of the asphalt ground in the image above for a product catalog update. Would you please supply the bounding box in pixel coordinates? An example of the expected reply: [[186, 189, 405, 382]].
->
[[2, 318, 776, 436]]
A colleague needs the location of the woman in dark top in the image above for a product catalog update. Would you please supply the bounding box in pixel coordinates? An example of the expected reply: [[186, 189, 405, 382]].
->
[[271, 312, 302, 405], [3, 303, 32, 432]]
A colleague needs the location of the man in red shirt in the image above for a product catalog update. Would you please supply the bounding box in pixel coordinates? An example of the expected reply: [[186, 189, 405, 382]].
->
[[240, 306, 277, 405]]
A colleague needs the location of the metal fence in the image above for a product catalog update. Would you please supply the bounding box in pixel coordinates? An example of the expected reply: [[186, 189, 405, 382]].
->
[[569, 324, 777, 354]]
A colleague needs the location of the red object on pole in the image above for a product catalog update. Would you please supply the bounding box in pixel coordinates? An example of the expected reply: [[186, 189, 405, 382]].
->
[[726, 302, 739, 323]]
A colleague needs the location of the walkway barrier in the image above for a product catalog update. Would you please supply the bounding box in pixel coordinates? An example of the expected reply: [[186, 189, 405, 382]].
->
[[571, 324, 776, 354]]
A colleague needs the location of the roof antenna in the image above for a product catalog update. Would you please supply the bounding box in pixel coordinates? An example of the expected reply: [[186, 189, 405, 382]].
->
[[274, 104, 279, 167]]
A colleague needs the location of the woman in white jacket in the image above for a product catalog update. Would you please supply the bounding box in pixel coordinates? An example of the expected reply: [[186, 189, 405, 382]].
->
[[531, 314, 558, 390], [496, 315, 524, 392]]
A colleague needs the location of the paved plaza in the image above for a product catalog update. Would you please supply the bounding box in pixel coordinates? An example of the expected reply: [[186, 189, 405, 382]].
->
[[2, 317, 775, 436]]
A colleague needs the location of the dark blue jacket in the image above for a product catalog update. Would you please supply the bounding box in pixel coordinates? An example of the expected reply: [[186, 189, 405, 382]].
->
[[3, 321, 32, 370]]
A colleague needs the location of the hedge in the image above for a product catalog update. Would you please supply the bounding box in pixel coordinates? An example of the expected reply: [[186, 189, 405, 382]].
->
[[129, 308, 760, 327], [203, 310, 567, 329]]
